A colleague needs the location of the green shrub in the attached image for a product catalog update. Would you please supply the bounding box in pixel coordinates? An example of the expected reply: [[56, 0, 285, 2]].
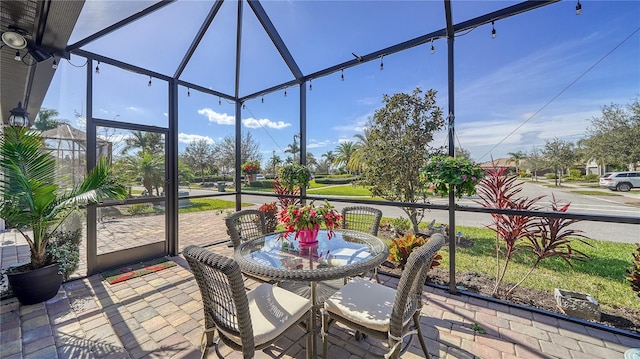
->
[[314, 177, 359, 185], [584, 174, 600, 182], [47, 228, 82, 280], [391, 217, 411, 232], [388, 233, 442, 269], [247, 180, 275, 188], [127, 203, 152, 215], [544, 173, 557, 179], [569, 169, 583, 180]]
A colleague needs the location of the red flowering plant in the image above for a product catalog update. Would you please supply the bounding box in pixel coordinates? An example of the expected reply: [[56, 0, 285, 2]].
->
[[241, 161, 260, 175], [278, 200, 343, 240]]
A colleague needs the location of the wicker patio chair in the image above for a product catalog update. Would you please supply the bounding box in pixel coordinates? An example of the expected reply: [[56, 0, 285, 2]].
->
[[341, 206, 383, 236], [183, 245, 311, 359], [341, 206, 383, 282], [320, 233, 445, 359], [225, 209, 266, 248]]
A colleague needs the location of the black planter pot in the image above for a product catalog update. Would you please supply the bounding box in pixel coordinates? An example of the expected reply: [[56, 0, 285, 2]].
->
[[7, 263, 63, 305]]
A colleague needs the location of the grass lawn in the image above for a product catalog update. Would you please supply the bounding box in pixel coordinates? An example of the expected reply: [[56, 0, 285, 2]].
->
[[438, 226, 639, 312], [178, 198, 250, 213], [307, 184, 376, 197], [571, 190, 622, 196]]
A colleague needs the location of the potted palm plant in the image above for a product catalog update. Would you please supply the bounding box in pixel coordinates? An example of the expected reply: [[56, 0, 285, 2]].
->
[[0, 127, 126, 305]]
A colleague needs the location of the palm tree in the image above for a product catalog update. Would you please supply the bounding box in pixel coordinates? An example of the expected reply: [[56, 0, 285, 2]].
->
[[334, 141, 358, 174], [349, 128, 372, 174], [120, 152, 165, 196], [122, 131, 164, 156], [507, 151, 527, 175], [322, 151, 336, 174], [0, 127, 126, 269], [285, 134, 300, 163]]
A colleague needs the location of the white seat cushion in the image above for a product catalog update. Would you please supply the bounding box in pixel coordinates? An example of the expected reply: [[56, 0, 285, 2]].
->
[[324, 277, 395, 332], [219, 283, 311, 346]]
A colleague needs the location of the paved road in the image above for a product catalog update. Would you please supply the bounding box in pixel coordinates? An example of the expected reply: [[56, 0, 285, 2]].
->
[[183, 181, 640, 244]]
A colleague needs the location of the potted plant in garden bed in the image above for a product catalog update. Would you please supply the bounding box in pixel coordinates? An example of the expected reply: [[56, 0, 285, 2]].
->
[[241, 160, 260, 183], [0, 127, 126, 305]]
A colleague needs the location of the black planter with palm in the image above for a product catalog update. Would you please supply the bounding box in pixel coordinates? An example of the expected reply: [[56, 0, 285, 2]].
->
[[1, 127, 126, 305]]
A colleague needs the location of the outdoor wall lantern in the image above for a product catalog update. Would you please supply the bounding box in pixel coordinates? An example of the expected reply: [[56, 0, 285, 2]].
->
[[7, 102, 30, 128]]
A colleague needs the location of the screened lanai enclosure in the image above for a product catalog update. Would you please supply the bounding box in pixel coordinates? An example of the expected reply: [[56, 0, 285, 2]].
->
[[1, 0, 639, 336]]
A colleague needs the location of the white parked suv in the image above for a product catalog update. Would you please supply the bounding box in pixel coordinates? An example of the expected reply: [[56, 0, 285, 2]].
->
[[599, 171, 640, 192]]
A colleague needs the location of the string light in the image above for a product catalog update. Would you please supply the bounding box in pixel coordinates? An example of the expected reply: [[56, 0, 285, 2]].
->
[[242, 103, 246, 109], [95, 61, 100, 74], [491, 21, 496, 39], [261, 95, 264, 103], [187, 87, 191, 97], [341, 69, 344, 81], [309, 79, 313, 91], [14, 50, 21, 61], [430, 39, 435, 54], [284, 87, 287, 97], [575, 0, 582, 15], [147, 76, 152, 87], [218, 97, 221, 105], [52, 58, 58, 69], [380, 56, 384, 70]]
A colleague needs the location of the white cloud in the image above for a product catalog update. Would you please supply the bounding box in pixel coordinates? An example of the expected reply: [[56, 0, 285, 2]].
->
[[178, 133, 215, 145], [307, 139, 332, 149], [242, 117, 291, 129], [198, 108, 235, 125], [127, 106, 142, 112]]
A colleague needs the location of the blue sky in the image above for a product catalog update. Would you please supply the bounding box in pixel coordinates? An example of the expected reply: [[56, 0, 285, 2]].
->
[[42, 0, 639, 165]]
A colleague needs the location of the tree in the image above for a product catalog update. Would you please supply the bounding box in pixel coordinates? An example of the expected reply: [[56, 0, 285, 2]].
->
[[334, 141, 358, 174], [361, 88, 445, 233], [507, 151, 527, 175], [33, 108, 63, 131], [214, 132, 262, 177], [455, 147, 472, 160], [321, 151, 336, 174], [349, 128, 373, 174], [585, 99, 640, 171], [523, 147, 546, 181], [122, 131, 164, 156], [269, 152, 282, 176], [542, 138, 575, 186], [284, 134, 300, 164], [181, 139, 216, 181]]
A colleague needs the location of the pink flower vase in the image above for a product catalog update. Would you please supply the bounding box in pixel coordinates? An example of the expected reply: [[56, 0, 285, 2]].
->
[[297, 224, 320, 247]]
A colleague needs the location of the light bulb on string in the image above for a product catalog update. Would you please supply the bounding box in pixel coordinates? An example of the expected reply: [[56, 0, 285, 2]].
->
[[430, 39, 435, 54], [309, 79, 313, 91], [95, 61, 100, 74], [261, 95, 264, 103], [341, 69, 344, 81], [187, 88, 191, 97], [218, 97, 222, 106], [284, 88, 287, 97], [380, 56, 384, 70], [575, 0, 582, 15], [52, 59, 58, 69], [242, 103, 246, 109], [148, 76, 152, 87], [14, 50, 21, 61], [491, 21, 496, 39]]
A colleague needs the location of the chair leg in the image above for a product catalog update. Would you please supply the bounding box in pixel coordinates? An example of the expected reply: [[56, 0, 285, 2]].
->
[[413, 313, 431, 359], [321, 311, 329, 359]]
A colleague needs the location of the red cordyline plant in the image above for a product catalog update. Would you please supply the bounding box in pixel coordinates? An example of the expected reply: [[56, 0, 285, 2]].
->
[[476, 166, 590, 298], [513, 194, 591, 297], [272, 178, 300, 212], [626, 243, 640, 298]]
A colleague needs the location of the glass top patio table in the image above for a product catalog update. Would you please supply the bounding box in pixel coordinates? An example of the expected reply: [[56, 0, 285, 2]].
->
[[234, 229, 389, 283], [234, 229, 388, 359]]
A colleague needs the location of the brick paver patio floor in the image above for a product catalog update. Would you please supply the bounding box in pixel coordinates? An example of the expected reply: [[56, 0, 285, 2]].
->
[[1, 211, 639, 358]]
